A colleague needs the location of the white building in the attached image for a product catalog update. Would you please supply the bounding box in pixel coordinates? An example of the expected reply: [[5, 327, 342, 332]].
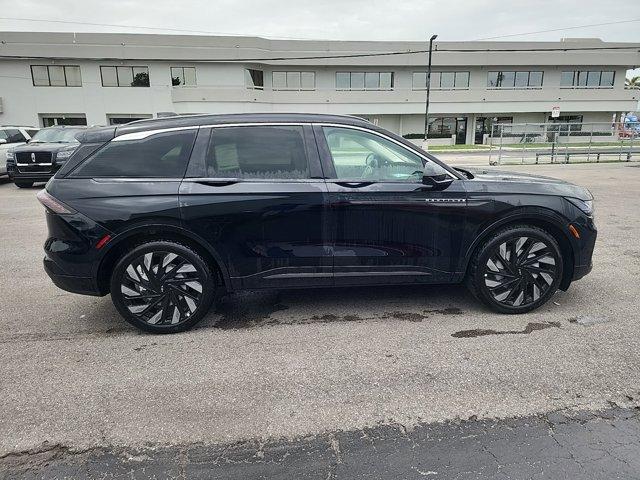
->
[[0, 32, 638, 144]]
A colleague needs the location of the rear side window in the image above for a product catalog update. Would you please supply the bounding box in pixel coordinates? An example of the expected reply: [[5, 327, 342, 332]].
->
[[205, 126, 309, 179], [2, 129, 27, 143], [72, 130, 196, 178]]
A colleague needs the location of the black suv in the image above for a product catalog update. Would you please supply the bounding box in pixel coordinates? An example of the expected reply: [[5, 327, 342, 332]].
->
[[7, 126, 85, 188], [38, 114, 596, 333]]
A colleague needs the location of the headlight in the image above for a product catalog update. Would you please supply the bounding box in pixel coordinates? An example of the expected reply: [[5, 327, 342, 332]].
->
[[55, 148, 76, 162], [6, 150, 14, 161], [566, 197, 594, 216]]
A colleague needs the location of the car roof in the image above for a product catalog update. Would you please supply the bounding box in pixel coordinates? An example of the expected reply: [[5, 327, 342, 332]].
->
[[116, 113, 372, 135]]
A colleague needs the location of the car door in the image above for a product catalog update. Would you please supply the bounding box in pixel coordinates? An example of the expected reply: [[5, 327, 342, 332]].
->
[[179, 124, 332, 291], [314, 124, 469, 285]]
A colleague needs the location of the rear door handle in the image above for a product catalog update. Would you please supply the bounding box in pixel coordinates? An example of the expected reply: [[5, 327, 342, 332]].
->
[[333, 181, 374, 188], [194, 180, 239, 187]]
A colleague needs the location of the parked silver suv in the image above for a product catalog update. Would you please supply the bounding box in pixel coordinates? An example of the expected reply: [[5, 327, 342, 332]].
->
[[0, 126, 40, 175]]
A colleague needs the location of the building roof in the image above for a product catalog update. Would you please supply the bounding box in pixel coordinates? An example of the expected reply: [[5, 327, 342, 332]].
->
[[1, 31, 638, 67]]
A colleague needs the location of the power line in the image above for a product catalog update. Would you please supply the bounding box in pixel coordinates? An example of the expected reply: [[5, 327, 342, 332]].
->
[[0, 45, 637, 63], [476, 18, 640, 41]]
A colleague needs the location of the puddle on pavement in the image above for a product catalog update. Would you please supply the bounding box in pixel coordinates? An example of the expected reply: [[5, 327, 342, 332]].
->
[[452, 321, 561, 338], [211, 291, 464, 330]]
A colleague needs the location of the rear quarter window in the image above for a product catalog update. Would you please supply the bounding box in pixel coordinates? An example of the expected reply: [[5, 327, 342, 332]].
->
[[71, 130, 197, 178]]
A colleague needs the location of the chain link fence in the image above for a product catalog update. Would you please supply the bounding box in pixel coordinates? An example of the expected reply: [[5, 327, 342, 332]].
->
[[487, 121, 640, 165]]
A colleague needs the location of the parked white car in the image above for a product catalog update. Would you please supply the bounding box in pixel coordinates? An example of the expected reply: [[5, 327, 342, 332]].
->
[[0, 127, 40, 176]]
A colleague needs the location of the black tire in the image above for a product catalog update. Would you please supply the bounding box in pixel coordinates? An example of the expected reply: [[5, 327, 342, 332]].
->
[[15, 181, 34, 188], [110, 240, 216, 333], [466, 225, 563, 314]]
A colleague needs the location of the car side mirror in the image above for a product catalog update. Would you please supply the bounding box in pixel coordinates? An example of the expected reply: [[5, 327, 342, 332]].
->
[[422, 162, 454, 191], [0, 139, 6, 145]]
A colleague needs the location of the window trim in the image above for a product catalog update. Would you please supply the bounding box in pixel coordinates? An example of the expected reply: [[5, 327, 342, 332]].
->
[[30, 65, 82, 87], [335, 71, 395, 91], [412, 71, 470, 90], [487, 70, 544, 89], [170, 66, 197, 87], [560, 70, 615, 89], [271, 71, 316, 91], [100, 65, 150, 87]]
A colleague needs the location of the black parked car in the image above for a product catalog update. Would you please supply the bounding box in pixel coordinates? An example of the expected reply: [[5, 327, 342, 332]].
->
[[37, 114, 596, 333], [7, 126, 85, 188]]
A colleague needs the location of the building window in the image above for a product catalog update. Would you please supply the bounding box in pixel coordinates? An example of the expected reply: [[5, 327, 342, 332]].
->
[[336, 72, 394, 90], [487, 71, 544, 88], [100, 66, 150, 87], [413, 71, 470, 90], [31, 65, 82, 87], [272, 71, 315, 90], [560, 70, 615, 88], [39, 115, 88, 127], [171, 67, 197, 86], [245, 69, 264, 89], [106, 114, 153, 125]]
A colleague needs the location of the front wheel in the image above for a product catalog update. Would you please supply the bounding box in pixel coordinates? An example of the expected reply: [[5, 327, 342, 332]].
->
[[110, 241, 216, 333], [467, 225, 563, 314]]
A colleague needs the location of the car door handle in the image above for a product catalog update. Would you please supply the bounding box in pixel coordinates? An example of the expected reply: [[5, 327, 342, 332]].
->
[[333, 181, 374, 188], [194, 180, 239, 187]]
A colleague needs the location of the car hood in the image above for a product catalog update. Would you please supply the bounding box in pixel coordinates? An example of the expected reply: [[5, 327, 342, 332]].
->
[[11, 142, 78, 153], [460, 167, 593, 200]]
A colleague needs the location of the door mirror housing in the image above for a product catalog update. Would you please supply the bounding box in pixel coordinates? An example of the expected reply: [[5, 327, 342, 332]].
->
[[422, 162, 454, 190], [0, 139, 7, 145]]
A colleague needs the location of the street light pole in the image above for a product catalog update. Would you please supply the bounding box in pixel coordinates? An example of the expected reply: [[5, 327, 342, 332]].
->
[[423, 34, 438, 150]]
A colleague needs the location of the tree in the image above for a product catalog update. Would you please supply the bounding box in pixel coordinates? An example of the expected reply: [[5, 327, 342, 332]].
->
[[131, 72, 150, 87], [626, 76, 640, 88]]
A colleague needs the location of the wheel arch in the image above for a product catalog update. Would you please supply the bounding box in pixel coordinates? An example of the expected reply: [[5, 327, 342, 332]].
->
[[95, 224, 231, 295], [462, 209, 576, 290]]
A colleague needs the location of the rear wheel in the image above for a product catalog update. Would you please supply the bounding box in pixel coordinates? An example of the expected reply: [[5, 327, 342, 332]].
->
[[467, 225, 563, 313], [15, 181, 34, 188], [110, 241, 216, 333]]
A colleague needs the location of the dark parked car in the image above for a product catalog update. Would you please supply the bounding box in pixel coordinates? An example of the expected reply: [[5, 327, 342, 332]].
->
[[7, 126, 85, 188], [37, 114, 596, 333]]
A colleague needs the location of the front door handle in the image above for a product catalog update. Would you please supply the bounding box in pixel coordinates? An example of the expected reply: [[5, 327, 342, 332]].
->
[[333, 181, 374, 188]]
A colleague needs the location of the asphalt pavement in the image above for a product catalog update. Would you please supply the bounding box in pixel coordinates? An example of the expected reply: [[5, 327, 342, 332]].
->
[[1, 161, 640, 478]]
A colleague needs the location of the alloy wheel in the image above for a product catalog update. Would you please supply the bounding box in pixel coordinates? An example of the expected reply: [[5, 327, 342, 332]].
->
[[119, 251, 204, 326], [483, 236, 559, 308]]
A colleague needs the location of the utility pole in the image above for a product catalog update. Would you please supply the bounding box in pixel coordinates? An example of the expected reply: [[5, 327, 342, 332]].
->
[[423, 34, 438, 150]]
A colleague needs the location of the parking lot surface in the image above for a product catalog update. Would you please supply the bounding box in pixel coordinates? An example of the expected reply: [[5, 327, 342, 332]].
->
[[1, 162, 640, 476]]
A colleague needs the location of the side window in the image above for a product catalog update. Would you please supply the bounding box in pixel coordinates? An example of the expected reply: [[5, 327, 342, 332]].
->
[[72, 130, 196, 178], [5, 129, 26, 143], [205, 126, 309, 179], [322, 127, 425, 181]]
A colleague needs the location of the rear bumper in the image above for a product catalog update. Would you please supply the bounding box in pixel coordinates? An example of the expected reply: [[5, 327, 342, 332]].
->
[[572, 262, 592, 281], [43, 255, 103, 296]]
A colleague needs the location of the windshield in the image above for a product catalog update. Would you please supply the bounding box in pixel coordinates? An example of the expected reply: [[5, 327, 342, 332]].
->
[[30, 128, 83, 143]]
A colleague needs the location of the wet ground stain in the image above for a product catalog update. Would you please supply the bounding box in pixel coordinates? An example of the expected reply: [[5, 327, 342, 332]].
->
[[452, 321, 560, 338], [211, 292, 464, 330]]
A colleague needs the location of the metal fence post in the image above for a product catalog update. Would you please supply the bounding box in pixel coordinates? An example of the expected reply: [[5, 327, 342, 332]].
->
[[565, 123, 571, 164], [488, 123, 494, 165], [499, 124, 504, 165], [587, 123, 593, 162], [521, 123, 527, 164]]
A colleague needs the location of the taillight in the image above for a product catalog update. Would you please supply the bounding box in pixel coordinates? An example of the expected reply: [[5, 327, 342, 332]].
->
[[36, 189, 76, 215]]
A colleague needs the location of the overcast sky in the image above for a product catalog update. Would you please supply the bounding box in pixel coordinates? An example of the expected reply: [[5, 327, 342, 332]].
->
[[0, 0, 639, 42]]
